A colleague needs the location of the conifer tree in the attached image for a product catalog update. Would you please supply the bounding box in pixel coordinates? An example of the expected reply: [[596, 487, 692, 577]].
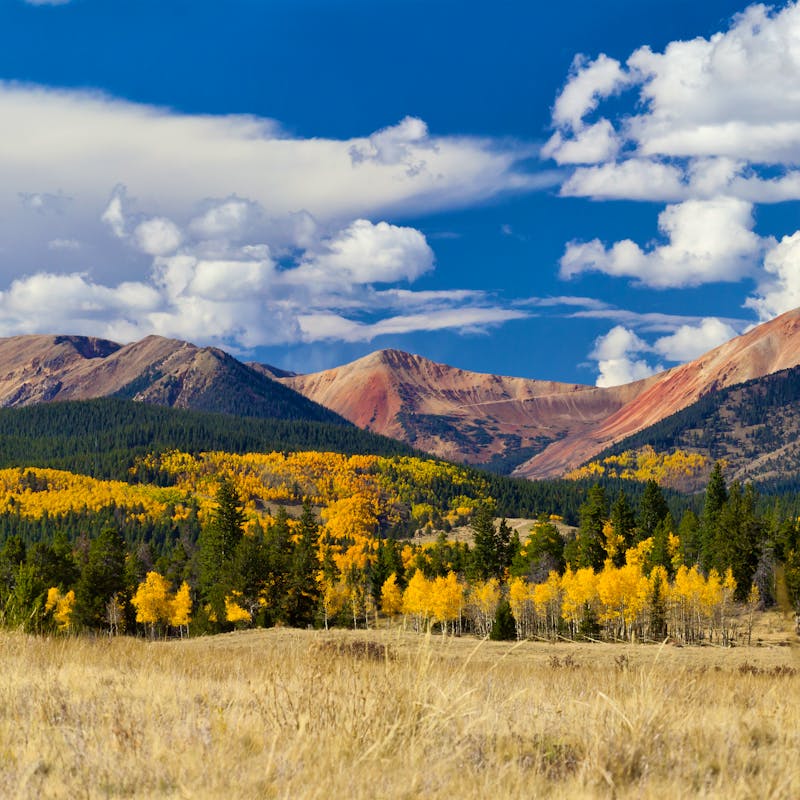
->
[[285, 501, 320, 628], [701, 462, 728, 571], [637, 480, 669, 543], [73, 527, 127, 630], [610, 491, 636, 565], [197, 477, 246, 602], [573, 485, 607, 570]]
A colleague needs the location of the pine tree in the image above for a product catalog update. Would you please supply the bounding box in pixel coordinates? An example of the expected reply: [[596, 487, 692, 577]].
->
[[701, 462, 728, 571], [637, 480, 669, 543], [610, 491, 636, 565], [74, 527, 127, 630], [285, 501, 320, 628], [197, 477, 246, 602], [574, 485, 607, 570], [470, 501, 500, 580]]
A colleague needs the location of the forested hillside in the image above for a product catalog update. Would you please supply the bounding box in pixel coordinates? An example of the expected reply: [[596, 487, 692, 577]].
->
[[588, 363, 800, 492]]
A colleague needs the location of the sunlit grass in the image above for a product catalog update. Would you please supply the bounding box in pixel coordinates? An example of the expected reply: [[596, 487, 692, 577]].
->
[[0, 613, 797, 798]]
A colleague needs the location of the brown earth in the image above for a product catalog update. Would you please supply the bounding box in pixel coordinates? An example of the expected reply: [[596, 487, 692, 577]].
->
[[0, 333, 342, 422], [278, 307, 800, 476], [281, 348, 657, 466]]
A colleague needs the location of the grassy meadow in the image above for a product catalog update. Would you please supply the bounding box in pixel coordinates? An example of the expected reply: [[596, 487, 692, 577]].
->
[[0, 613, 798, 799]]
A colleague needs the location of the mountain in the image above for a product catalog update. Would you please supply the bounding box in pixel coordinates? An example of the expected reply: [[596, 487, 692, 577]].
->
[[279, 348, 657, 471], [0, 334, 346, 424], [276, 307, 800, 477], [516, 307, 800, 479], [586, 362, 800, 493]]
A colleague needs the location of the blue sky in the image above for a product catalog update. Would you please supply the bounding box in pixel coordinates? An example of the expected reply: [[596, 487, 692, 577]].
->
[[2, 0, 799, 385]]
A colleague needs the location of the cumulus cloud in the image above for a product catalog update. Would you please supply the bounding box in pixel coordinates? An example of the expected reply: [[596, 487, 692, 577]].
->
[[590, 325, 661, 387], [294, 219, 434, 286], [585, 315, 742, 386], [546, 0, 800, 316], [746, 232, 800, 320], [133, 218, 183, 256], [541, 120, 620, 165], [652, 317, 738, 361], [0, 83, 542, 238], [551, 54, 629, 131], [0, 192, 520, 351], [560, 197, 765, 288]]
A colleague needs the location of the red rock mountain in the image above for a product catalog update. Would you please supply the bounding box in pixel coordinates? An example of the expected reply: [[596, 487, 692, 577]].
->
[[277, 307, 800, 477], [2, 308, 799, 477]]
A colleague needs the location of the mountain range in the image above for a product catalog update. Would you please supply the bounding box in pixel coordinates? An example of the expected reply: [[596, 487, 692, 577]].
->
[[2, 307, 800, 485]]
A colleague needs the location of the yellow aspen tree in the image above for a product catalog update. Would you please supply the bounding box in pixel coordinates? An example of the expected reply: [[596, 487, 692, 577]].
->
[[224, 592, 251, 625], [560, 567, 597, 638], [430, 572, 464, 636], [402, 570, 432, 631], [45, 587, 75, 632], [131, 571, 173, 638], [468, 578, 501, 637], [170, 581, 192, 637], [380, 573, 403, 618], [508, 576, 535, 640]]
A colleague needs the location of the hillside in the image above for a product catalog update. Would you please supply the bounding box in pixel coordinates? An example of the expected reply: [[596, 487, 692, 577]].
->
[[279, 348, 655, 471], [585, 363, 800, 493], [276, 308, 800, 478], [0, 334, 345, 424]]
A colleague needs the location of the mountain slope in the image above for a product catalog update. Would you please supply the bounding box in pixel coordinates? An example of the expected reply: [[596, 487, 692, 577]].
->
[[585, 362, 800, 493], [277, 307, 800, 477], [280, 348, 657, 469], [516, 307, 800, 479], [0, 334, 347, 424]]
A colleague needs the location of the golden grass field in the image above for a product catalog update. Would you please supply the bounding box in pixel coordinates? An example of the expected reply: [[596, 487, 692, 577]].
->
[[0, 612, 797, 799]]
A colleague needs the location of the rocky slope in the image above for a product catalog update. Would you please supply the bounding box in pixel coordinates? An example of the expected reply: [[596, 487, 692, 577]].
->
[[0, 334, 346, 424], [279, 348, 658, 469], [515, 307, 800, 479], [276, 307, 800, 476]]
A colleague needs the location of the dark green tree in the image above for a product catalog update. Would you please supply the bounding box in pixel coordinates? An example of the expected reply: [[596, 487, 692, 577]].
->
[[469, 502, 513, 580], [197, 477, 246, 601], [637, 480, 669, 543], [489, 598, 516, 641], [609, 491, 636, 566], [285, 501, 321, 628], [73, 527, 127, 630], [700, 462, 728, 571], [573, 485, 607, 570]]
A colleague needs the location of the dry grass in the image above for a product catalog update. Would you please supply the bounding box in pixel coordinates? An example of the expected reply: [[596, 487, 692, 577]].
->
[[0, 612, 798, 799]]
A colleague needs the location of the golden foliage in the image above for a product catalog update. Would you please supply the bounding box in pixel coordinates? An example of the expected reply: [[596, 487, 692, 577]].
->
[[565, 446, 712, 487]]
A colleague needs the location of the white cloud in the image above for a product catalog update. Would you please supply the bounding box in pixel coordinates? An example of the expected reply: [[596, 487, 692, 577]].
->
[[542, 119, 620, 165], [0, 197, 519, 352], [560, 197, 765, 288], [189, 197, 262, 240], [652, 317, 738, 361], [298, 307, 527, 344], [24, 0, 71, 5], [551, 54, 629, 131], [590, 325, 661, 388], [294, 219, 434, 285], [559, 158, 686, 201], [47, 238, 80, 251], [747, 231, 800, 320], [133, 217, 183, 256], [0, 83, 541, 238]]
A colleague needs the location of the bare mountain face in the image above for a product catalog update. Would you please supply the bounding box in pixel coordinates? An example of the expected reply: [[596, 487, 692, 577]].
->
[[3, 307, 800, 478], [279, 348, 659, 470], [277, 308, 800, 477], [0, 334, 346, 424]]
